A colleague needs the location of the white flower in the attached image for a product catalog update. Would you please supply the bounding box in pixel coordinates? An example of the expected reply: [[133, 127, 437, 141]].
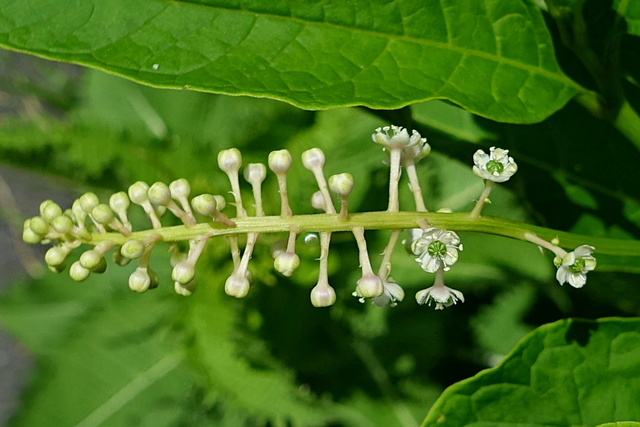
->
[[473, 147, 518, 183], [554, 245, 596, 288], [416, 284, 464, 310], [372, 278, 405, 307], [411, 228, 462, 273], [372, 125, 425, 150]]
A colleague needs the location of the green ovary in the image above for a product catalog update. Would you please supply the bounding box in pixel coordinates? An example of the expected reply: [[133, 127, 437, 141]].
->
[[427, 240, 447, 257], [569, 258, 586, 273], [486, 160, 504, 174]]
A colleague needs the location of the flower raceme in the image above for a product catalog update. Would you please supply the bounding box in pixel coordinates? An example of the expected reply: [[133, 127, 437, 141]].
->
[[22, 126, 596, 309]]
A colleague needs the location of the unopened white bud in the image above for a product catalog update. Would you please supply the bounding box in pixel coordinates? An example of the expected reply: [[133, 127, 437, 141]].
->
[[213, 195, 227, 211], [78, 193, 99, 214], [109, 192, 130, 215], [310, 284, 336, 307], [225, 273, 250, 298], [70, 261, 91, 282], [191, 194, 217, 216], [129, 267, 152, 292], [40, 200, 63, 222], [311, 191, 326, 211], [169, 178, 191, 200], [174, 281, 195, 296], [51, 215, 74, 233], [45, 246, 68, 267], [244, 163, 267, 185], [218, 148, 242, 172], [29, 216, 50, 235], [328, 173, 354, 197], [172, 261, 196, 285], [121, 239, 146, 259], [302, 148, 325, 170], [147, 182, 172, 206], [274, 252, 300, 277], [79, 250, 103, 270], [23, 220, 43, 244], [355, 273, 384, 298], [128, 181, 150, 204], [91, 204, 115, 225], [268, 149, 293, 173]]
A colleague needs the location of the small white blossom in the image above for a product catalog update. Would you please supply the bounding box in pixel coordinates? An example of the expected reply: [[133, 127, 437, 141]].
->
[[411, 227, 462, 273], [372, 125, 425, 149], [372, 278, 405, 307], [416, 284, 464, 310], [473, 147, 518, 182], [554, 245, 596, 288]]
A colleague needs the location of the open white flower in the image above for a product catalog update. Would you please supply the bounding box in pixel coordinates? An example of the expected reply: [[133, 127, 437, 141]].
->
[[473, 147, 518, 183], [411, 228, 462, 273], [416, 284, 464, 310], [554, 245, 596, 288], [372, 278, 405, 307], [372, 125, 424, 149]]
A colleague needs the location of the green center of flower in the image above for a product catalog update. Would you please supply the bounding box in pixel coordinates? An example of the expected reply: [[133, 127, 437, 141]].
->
[[427, 240, 447, 257], [486, 160, 504, 174], [569, 258, 586, 273]]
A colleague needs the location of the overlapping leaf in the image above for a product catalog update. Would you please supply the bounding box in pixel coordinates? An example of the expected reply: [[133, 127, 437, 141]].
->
[[0, 0, 581, 123]]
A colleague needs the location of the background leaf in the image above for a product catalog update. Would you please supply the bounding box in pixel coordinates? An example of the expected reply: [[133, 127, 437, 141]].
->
[[0, 0, 581, 123], [422, 318, 640, 427]]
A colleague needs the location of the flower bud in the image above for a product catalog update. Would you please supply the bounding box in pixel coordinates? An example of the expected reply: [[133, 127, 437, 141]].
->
[[218, 148, 242, 172], [112, 248, 131, 266], [225, 273, 250, 298], [310, 191, 326, 211], [172, 261, 196, 285], [109, 192, 130, 215], [91, 257, 108, 274], [174, 281, 195, 296], [274, 252, 300, 277], [69, 261, 91, 281], [23, 220, 43, 244], [148, 182, 172, 206], [244, 163, 267, 185], [328, 173, 354, 197], [29, 216, 50, 236], [191, 194, 217, 216], [128, 181, 150, 204], [213, 195, 227, 211], [91, 204, 115, 225], [51, 215, 74, 234], [268, 150, 293, 173], [45, 246, 68, 267], [78, 193, 99, 214], [129, 267, 152, 292], [121, 239, 146, 259], [310, 283, 336, 307], [302, 148, 325, 170], [355, 273, 384, 298], [169, 178, 191, 200], [79, 249, 103, 270], [40, 200, 63, 223]]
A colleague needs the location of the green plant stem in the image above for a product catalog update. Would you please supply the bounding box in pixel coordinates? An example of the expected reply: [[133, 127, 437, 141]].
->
[[86, 212, 640, 257], [614, 100, 640, 151]]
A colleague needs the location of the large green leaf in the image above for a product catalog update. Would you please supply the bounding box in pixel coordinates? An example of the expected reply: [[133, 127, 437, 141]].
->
[[0, 0, 581, 123], [422, 318, 640, 427]]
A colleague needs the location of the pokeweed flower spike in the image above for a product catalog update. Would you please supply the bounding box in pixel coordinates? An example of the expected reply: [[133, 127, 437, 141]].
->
[[372, 125, 427, 212], [470, 147, 518, 218], [22, 124, 595, 309], [524, 233, 597, 288]]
